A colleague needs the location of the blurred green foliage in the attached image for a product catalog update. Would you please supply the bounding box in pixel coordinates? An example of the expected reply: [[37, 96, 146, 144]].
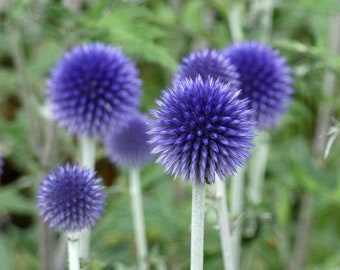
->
[[0, 0, 340, 269]]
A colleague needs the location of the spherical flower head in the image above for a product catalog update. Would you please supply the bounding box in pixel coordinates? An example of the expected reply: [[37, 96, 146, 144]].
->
[[46, 42, 142, 138], [173, 49, 240, 88], [37, 164, 106, 232], [149, 77, 255, 184], [104, 113, 153, 168], [222, 41, 294, 129]]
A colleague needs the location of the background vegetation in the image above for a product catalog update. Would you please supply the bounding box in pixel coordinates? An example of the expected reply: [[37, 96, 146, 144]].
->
[[0, 0, 340, 269]]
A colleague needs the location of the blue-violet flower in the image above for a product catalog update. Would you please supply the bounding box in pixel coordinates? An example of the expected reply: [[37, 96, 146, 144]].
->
[[222, 41, 294, 129], [104, 113, 153, 168], [37, 164, 106, 232], [149, 77, 255, 184], [46, 42, 142, 138], [173, 49, 240, 88]]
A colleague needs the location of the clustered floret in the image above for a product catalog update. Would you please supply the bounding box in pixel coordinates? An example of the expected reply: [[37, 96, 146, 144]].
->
[[149, 77, 255, 184], [46, 42, 142, 138], [104, 113, 153, 168], [37, 164, 106, 232], [222, 41, 294, 128], [173, 49, 240, 89]]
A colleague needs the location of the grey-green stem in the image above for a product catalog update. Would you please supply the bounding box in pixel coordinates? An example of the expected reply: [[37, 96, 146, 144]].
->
[[289, 12, 340, 270], [129, 168, 149, 270], [67, 232, 81, 270], [190, 183, 206, 270], [215, 176, 235, 270], [230, 166, 246, 270], [78, 136, 96, 262], [247, 131, 269, 205]]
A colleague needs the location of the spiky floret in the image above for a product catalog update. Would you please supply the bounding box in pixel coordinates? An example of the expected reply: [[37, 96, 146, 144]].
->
[[46, 42, 142, 138], [222, 41, 294, 129], [173, 49, 240, 88], [37, 164, 106, 232], [104, 113, 153, 168], [149, 77, 255, 184]]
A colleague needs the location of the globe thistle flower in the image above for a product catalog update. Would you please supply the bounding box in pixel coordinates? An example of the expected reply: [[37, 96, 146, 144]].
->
[[222, 41, 294, 129], [149, 77, 255, 184], [104, 113, 153, 168], [37, 164, 106, 232], [173, 49, 240, 88], [46, 42, 142, 138]]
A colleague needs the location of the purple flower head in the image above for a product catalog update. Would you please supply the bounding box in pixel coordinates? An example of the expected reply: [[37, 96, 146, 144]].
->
[[104, 113, 153, 168], [173, 49, 240, 88], [46, 42, 142, 138], [222, 41, 294, 129], [149, 77, 255, 184], [37, 164, 106, 232]]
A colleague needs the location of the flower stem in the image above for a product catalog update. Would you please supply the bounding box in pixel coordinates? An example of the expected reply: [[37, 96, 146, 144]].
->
[[79, 136, 96, 171], [62, 0, 81, 12], [190, 183, 206, 270], [227, 3, 243, 42], [67, 232, 80, 270], [247, 131, 269, 205], [215, 176, 235, 270], [230, 166, 246, 270], [227, 3, 244, 269], [129, 168, 149, 270], [78, 136, 96, 262], [289, 12, 340, 270], [259, 0, 274, 43]]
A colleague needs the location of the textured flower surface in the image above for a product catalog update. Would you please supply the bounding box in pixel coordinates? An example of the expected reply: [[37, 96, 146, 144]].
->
[[47, 42, 142, 138], [149, 77, 255, 184], [173, 49, 240, 88], [104, 113, 153, 168], [37, 164, 106, 232], [222, 41, 294, 129]]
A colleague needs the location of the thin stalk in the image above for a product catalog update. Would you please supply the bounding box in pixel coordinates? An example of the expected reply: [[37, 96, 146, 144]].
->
[[247, 132, 269, 205], [38, 219, 55, 270], [260, 0, 274, 43], [215, 176, 235, 270], [9, 26, 41, 156], [227, 3, 243, 42], [194, 7, 215, 50], [227, 4, 244, 269], [289, 13, 340, 270], [79, 136, 96, 170], [78, 136, 96, 262], [289, 195, 314, 270], [190, 183, 206, 270], [262, 0, 274, 42], [54, 235, 67, 270], [230, 166, 246, 270], [129, 168, 149, 270], [9, 25, 58, 270], [62, 0, 81, 11], [67, 232, 80, 270]]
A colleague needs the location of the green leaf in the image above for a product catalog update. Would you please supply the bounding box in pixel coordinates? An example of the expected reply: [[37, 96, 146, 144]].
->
[[85, 5, 177, 71], [0, 236, 12, 270], [0, 184, 36, 215]]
